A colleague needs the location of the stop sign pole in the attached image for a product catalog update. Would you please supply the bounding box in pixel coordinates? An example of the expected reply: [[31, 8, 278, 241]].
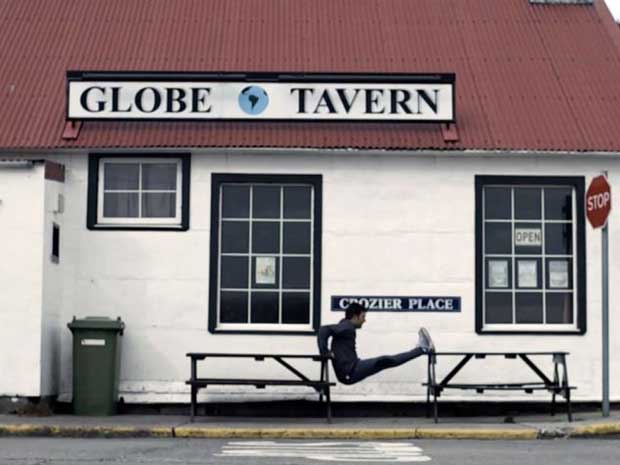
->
[[586, 172, 612, 417]]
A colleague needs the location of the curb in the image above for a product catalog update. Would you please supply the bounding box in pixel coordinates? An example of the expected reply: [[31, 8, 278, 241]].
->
[[0, 424, 538, 440], [0, 424, 173, 438], [1, 423, 619, 440], [414, 428, 538, 440], [174, 427, 420, 439], [568, 422, 620, 438]]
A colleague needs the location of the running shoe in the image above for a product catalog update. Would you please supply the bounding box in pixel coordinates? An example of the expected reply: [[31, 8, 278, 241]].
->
[[417, 327, 435, 353]]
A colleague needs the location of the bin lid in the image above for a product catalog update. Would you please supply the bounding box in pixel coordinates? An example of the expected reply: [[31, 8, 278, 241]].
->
[[67, 316, 125, 332]]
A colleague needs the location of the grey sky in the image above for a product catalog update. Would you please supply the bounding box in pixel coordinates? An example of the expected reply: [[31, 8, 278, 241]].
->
[[605, 0, 620, 20]]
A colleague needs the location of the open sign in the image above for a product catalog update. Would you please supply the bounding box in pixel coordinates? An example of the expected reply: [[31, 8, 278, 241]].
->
[[515, 228, 542, 246]]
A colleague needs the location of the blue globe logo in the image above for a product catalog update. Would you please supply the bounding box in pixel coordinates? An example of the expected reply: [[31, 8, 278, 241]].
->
[[239, 86, 269, 115]]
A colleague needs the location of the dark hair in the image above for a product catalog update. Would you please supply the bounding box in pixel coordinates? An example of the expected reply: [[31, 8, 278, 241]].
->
[[345, 302, 367, 319]]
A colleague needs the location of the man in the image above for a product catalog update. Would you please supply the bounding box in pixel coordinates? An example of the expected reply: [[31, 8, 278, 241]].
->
[[317, 302, 435, 385]]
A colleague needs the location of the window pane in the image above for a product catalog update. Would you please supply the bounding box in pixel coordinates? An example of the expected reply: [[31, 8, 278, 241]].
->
[[142, 163, 177, 190], [252, 256, 279, 288], [222, 185, 250, 218], [516, 259, 542, 289], [485, 293, 513, 324], [221, 256, 249, 289], [545, 188, 572, 220], [103, 193, 139, 217], [284, 186, 312, 219], [252, 222, 280, 253], [486, 258, 512, 289], [515, 293, 543, 324], [104, 163, 139, 190], [546, 293, 574, 324], [514, 222, 542, 255], [282, 257, 310, 289], [282, 292, 310, 324], [220, 291, 248, 323], [484, 223, 511, 254], [52, 224, 60, 260], [253, 186, 280, 219], [142, 193, 176, 218], [251, 292, 279, 323], [221, 221, 249, 253], [545, 223, 572, 255], [546, 258, 572, 289], [283, 222, 311, 254], [484, 187, 511, 220], [515, 188, 541, 220]]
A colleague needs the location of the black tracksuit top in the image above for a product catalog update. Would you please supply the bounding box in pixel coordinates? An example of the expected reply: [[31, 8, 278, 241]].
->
[[317, 318, 358, 381]]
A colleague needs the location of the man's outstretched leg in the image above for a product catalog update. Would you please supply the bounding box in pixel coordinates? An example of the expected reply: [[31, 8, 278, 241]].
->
[[343, 328, 435, 384]]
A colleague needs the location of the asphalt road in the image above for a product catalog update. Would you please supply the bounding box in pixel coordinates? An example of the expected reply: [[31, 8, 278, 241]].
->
[[0, 438, 619, 465]]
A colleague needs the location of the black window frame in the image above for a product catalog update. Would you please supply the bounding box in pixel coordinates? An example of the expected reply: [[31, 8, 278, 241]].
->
[[475, 175, 586, 335], [209, 173, 322, 335], [87, 153, 191, 231]]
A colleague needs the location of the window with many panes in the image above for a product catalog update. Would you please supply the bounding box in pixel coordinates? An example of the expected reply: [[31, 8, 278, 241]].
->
[[475, 176, 585, 334], [87, 154, 190, 230], [209, 174, 322, 334]]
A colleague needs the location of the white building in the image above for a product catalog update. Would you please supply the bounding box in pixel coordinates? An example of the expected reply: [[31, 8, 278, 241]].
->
[[1, 0, 619, 408]]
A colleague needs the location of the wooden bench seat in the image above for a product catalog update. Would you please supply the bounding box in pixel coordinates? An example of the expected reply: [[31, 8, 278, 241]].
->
[[187, 378, 335, 388]]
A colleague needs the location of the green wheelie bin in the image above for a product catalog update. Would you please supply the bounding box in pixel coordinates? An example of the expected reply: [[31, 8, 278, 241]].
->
[[67, 317, 125, 415]]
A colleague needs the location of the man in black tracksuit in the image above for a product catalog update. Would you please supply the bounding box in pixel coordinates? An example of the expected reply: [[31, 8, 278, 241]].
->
[[317, 302, 434, 385]]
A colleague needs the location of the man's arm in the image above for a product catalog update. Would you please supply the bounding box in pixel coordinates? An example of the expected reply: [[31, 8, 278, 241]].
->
[[317, 325, 335, 355], [317, 320, 349, 355]]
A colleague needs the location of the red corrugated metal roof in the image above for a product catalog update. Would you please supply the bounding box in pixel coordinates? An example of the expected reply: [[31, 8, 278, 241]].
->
[[0, 0, 619, 152]]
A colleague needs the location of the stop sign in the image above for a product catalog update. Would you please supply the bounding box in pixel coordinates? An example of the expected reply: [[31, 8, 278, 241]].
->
[[586, 175, 612, 228]]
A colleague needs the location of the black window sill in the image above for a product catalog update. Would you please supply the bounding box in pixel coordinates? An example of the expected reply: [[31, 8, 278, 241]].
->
[[87, 224, 188, 231], [477, 329, 585, 336], [209, 328, 317, 336]]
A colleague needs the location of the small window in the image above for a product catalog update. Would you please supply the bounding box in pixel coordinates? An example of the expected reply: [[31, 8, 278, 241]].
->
[[51, 223, 60, 263], [87, 154, 190, 230], [476, 176, 586, 335], [209, 174, 322, 334]]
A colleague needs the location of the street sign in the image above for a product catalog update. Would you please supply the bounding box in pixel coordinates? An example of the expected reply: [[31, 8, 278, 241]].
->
[[586, 173, 612, 418], [586, 175, 611, 229]]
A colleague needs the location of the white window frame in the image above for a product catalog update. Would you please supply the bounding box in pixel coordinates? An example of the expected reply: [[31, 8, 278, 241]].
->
[[96, 157, 183, 227]]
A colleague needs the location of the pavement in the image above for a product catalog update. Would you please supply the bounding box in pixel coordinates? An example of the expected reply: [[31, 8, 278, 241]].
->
[[1, 410, 620, 440]]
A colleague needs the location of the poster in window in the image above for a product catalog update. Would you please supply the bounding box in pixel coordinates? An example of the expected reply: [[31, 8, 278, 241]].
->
[[255, 256, 276, 285], [549, 260, 569, 289], [488, 260, 509, 288], [518, 260, 538, 288]]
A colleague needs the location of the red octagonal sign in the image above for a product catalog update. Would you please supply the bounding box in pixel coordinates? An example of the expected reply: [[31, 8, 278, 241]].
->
[[586, 175, 612, 229]]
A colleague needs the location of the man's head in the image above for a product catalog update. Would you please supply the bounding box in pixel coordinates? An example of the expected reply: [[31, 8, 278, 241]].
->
[[345, 302, 367, 328]]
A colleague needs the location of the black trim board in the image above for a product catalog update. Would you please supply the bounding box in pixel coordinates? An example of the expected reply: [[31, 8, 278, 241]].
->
[[208, 173, 322, 335], [68, 70, 455, 84], [475, 175, 586, 335], [86, 153, 191, 231]]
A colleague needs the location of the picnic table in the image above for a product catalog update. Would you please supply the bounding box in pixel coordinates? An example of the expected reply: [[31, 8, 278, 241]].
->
[[424, 351, 575, 423]]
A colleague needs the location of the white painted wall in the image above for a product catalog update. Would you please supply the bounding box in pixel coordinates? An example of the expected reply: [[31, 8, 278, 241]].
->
[[11, 151, 620, 404], [0, 162, 45, 396], [40, 177, 65, 396]]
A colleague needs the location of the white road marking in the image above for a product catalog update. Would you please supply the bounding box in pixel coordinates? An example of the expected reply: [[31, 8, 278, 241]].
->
[[216, 441, 432, 462]]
